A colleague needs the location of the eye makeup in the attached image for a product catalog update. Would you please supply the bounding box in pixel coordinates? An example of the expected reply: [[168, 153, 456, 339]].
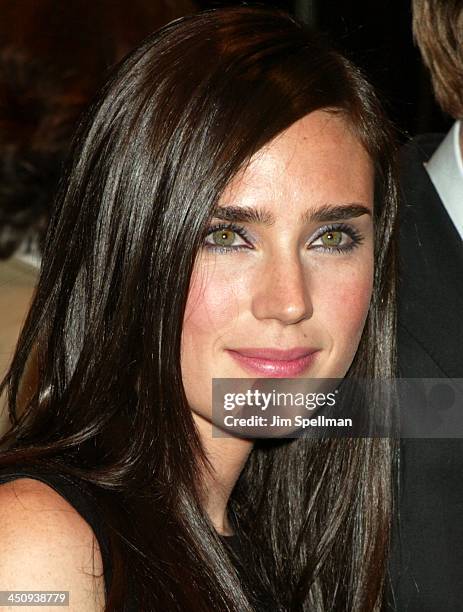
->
[[202, 221, 365, 255]]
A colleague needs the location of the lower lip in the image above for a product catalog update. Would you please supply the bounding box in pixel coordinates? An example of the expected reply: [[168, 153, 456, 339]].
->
[[226, 350, 319, 377]]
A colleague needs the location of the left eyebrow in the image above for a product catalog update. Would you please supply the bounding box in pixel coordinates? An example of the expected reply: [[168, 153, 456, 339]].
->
[[302, 203, 372, 224], [211, 203, 371, 226]]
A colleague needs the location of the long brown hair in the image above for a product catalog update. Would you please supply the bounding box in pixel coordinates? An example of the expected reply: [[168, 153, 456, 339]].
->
[[0, 7, 398, 611]]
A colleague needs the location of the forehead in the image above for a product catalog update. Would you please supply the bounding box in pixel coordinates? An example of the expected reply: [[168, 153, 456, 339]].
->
[[218, 110, 374, 215]]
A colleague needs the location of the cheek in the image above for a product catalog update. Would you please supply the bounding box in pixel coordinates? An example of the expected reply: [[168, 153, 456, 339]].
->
[[337, 278, 372, 343], [181, 263, 244, 418], [182, 264, 241, 342], [315, 261, 373, 353]]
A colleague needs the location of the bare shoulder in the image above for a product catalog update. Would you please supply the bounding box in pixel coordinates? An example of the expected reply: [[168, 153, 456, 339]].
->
[[0, 477, 106, 611]]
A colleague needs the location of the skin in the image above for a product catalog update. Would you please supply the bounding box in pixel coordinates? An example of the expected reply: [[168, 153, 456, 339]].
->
[[181, 109, 375, 534]]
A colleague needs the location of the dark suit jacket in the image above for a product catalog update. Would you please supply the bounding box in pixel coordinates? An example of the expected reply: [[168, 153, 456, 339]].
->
[[385, 134, 463, 611]]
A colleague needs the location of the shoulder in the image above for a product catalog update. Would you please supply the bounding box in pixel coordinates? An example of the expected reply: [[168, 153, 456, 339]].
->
[[0, 477, 105, 611]]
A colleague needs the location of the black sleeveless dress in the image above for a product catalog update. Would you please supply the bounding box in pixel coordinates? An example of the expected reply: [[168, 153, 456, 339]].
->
[[0, 465, 272, 611]]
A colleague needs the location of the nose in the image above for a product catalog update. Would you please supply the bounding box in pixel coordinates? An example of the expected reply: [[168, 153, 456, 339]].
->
[[251, 252, 313, 324]]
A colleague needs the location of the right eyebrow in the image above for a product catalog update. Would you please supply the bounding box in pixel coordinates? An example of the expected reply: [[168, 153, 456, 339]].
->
[[211, 205, 274, 226]]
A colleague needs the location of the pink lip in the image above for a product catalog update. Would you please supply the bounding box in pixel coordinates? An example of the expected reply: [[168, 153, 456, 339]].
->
[[226, 347, 319, 377]]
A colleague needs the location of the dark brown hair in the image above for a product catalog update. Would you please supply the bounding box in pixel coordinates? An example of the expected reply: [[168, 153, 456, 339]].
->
[[412, 0, 463, 119], [0, 7, 398, 611]]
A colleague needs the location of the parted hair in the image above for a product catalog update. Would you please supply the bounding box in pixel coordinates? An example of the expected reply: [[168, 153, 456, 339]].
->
[[412, 0, 463, 119]]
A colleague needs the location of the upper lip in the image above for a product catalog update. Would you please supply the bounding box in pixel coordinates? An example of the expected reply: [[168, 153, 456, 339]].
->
[[226, 347, 318, 361]]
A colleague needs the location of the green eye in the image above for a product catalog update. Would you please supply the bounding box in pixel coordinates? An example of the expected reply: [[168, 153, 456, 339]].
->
[[204, 223, 250, 253], [320, 230, 343, 247], [211, 229, 236, 247]]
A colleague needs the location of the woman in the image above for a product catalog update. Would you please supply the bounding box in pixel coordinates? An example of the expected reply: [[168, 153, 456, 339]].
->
[[0, 7, 397, 611]]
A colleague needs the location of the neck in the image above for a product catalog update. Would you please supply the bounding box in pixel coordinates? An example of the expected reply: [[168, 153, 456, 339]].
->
[[192, 412, 253, 536]]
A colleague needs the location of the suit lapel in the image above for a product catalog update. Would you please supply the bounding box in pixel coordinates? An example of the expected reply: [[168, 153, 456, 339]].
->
[[398, 136, 463, 378]]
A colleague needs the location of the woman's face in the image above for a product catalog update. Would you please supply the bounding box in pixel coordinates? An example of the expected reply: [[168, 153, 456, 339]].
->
[[181, 110, 374, 425]]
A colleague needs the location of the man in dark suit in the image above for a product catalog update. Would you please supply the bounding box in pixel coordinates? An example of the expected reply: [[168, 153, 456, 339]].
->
[[387, 1, 463, 610]]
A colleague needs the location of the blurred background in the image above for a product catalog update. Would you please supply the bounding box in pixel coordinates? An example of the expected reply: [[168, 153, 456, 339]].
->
[[197, 0, 452, 136], [0, 0, 451, 425]]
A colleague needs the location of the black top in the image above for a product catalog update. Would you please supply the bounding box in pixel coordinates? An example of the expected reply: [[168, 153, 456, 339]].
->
[[0, 465, 271, 611]]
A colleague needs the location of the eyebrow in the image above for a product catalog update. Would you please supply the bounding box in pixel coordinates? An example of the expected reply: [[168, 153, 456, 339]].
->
[[211, 203, 372, 226]]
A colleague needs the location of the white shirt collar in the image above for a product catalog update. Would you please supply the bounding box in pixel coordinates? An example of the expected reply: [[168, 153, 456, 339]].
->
[[425, 120, 463, 240]]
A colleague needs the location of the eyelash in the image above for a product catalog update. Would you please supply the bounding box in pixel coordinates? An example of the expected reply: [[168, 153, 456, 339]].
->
[[203, 222, 364, 255]]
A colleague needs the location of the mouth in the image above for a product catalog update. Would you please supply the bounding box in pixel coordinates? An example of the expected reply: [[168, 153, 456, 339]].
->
[[225, 347, 320, 377]]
